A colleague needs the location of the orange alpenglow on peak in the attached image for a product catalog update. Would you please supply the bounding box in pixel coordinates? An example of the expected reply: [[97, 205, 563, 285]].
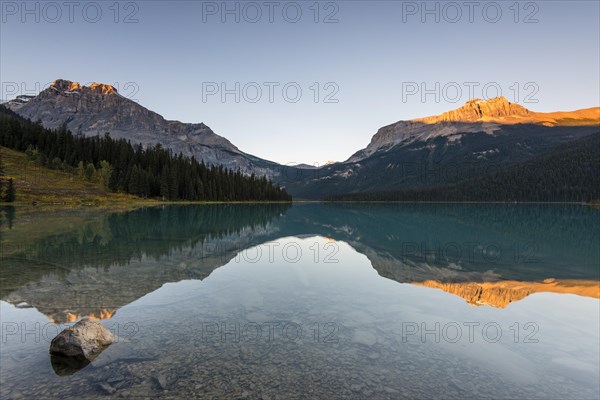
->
[[88, 82, 118, 94], [68, 81, 82, 91], [412, 96, 600, 126], [415, 96, 531, 124], [50, 79, 118, 95]]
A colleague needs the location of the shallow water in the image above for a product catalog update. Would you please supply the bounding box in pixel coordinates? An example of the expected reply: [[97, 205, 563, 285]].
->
[[1, 204, 598, 399]]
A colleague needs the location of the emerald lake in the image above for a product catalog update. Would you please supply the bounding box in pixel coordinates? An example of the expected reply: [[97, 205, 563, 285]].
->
[[1, 204, 599, 399]]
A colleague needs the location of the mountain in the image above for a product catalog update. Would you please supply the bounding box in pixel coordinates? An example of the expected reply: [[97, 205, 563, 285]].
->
[[351, 97, 598, 162], [5, 84, 599, 200], [5, 79, 280, 176], [283, 97, 600, 199], [327, 132, 600, 202], [0, 106, 292, 202]]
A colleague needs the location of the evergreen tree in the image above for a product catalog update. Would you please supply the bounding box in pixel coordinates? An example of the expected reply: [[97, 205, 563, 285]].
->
[[84, 162, 96, 181], [160, 166, 170, 200], [4, 178, 15, 203], [0, 149, 4, 198], [128, 165, 140, 195], [0, 149, 4, 177], [169, 166, 178, 201], [5, 206, 15, 228], [98, 160, 113, 189], [77, 161, 85, 178]]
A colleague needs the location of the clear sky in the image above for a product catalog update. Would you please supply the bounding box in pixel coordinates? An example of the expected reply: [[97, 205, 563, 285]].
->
[[1, 0, 599, 165]]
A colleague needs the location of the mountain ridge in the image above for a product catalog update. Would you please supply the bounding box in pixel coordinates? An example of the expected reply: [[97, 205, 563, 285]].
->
[[5, 79, 279, 176], [348, 97, 599, 163], [416, 96, 531, 123], [4, 80, 599, 199]]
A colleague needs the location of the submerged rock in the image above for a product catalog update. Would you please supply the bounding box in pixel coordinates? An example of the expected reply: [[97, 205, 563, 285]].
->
[[351, 330, 377, 347], [97, 383, 116, 395], [50, 318, 115, 362], [50, 354, 91, 376], [156, 373, 169, 390]]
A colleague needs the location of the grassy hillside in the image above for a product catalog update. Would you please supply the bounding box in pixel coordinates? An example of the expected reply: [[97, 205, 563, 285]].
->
[[0, 146, 138, 204]]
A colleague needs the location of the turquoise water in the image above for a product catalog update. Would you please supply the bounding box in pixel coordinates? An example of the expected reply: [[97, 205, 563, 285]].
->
[[1, 204, 599, 399]]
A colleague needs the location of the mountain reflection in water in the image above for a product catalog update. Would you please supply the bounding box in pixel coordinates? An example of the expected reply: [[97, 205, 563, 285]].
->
[[1, 204, 598, 320]]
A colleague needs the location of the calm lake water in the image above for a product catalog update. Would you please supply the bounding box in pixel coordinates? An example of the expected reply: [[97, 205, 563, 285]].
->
[[0, 204, 599, 399]]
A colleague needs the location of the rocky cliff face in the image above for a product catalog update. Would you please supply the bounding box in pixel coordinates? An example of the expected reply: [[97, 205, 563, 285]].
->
[[417, 97, 530, 124], [47, 79, 118, 95], [5, 79, 279, 176]]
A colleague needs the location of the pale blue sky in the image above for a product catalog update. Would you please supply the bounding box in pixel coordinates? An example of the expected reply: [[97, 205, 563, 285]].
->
[[1, 1, 599, 164]]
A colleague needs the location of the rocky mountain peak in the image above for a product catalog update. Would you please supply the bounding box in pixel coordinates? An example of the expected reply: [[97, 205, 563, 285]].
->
[[50, 79, 118, 95], [88, 82, 118, 95], [347, 98, 599, 164], [4, 78, 278, 177], [416, 96, 531, 123]]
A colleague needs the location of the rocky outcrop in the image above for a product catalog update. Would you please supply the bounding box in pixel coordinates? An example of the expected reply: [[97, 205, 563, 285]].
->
[[416, 97, 530, 123], [88, 82, 118, 95], [48, 79, 117, 95], [416, 96, 600, 126], [50, 318, 115, 359]]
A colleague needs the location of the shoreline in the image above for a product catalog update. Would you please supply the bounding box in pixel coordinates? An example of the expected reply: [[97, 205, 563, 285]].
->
[[1, 200, 598, 208]]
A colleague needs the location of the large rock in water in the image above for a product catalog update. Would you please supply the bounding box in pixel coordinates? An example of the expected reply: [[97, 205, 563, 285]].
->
[[50, 318, 115, 360]]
